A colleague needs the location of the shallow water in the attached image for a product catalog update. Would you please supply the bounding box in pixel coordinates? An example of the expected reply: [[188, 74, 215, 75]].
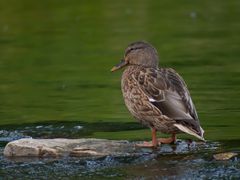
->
[[0, 0, 240, 178], [0, 122, 240, 179]]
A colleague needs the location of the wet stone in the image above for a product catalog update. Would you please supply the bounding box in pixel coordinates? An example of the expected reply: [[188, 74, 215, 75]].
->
[[3, 138, 220, 159], [3, 138, 137, 158], [213, 152, 238, 161]]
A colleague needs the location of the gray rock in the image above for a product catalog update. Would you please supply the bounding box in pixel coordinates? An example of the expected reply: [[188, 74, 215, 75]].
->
[[213, 152, 238, 161], [4, 138, 136, 157]]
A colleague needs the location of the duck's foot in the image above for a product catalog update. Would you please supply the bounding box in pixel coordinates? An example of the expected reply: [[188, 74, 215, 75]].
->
[[136, 141, 158, 148], [136, 128, 158, 148], [158, 134, 176, 144]]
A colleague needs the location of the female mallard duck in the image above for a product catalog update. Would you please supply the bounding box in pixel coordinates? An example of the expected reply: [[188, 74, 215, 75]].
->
[[111, 41, 205, 147]]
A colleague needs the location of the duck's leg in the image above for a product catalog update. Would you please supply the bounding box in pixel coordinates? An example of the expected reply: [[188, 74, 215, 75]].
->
[[157, 133, 176, 145], [136, 128, 157, 148]]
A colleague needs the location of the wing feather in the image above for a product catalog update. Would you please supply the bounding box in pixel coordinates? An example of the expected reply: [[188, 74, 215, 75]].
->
[[134, 67, 204, 138]]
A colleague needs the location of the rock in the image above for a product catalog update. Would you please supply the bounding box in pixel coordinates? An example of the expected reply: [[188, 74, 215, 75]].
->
[[70, 147, 106, 157], [3, 138, 135, 158], [213, 152, 238, 161]]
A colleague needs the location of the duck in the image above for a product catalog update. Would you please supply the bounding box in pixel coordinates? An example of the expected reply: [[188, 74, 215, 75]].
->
[[111, 41, 205, 147]]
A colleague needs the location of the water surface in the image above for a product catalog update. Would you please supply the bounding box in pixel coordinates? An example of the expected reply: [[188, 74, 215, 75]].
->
[[0, 0, 240, 178]]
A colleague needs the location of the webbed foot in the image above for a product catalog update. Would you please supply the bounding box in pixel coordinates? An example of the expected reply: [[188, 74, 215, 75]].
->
[[157, 134, 176, 144]]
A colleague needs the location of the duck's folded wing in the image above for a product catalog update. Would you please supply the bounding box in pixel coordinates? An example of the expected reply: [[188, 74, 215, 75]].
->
[[134, 68, 204, 140]]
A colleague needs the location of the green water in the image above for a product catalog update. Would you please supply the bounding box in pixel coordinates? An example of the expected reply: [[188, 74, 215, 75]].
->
[[1, 0, 239, 141], [0, 0, 240, 178]]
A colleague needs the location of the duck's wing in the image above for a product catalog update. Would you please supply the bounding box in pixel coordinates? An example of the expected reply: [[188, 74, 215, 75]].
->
[[134, 67, 204, 141]]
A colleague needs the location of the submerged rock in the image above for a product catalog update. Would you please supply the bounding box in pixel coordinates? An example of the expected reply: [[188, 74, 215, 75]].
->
[[213, 152, 238, 161], [4, 138, 135, 157]]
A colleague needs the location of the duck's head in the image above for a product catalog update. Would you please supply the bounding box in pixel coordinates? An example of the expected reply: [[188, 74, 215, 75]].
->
[[111, 41, 159, 72]]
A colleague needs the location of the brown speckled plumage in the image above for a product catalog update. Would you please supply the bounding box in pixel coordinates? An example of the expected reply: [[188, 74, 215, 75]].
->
[[112, 41, 204, 143]]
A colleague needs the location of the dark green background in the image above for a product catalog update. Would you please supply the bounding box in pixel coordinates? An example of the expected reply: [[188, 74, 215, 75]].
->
[[0, 0, 239, 141]]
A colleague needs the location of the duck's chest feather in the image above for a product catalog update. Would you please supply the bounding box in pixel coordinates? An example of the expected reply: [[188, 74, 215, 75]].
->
[[121, 66, 165, 109], [120, 66, 167, 128], [121, 67, 149, 112]]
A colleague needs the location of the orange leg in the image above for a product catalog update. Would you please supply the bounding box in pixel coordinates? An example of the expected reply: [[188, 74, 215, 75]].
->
[[136, 128, 158, 148], [157, 134, 176, 145]]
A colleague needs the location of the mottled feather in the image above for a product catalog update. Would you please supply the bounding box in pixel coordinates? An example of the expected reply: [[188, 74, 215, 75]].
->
[[117, 41, 204, 141], [122, 65, 204, 139]]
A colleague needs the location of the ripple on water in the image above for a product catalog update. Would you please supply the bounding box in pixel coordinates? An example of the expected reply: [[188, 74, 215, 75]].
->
[[1, 145, 239, 179], [0, 130, 31, 143], [0, 123, 239, 179], [0, 122, 85, 143]]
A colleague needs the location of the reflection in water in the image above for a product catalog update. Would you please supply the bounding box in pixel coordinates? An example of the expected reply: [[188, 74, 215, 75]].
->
[[124, 154, 240, 179]]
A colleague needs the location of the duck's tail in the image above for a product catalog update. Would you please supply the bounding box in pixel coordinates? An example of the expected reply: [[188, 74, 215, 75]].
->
[[174, 123, 205, 142]]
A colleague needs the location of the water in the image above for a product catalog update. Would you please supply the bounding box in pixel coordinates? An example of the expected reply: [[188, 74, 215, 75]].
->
[[0, 122, 239, 179], [0, 123, 239, 179], [0, 0, 240, 178]]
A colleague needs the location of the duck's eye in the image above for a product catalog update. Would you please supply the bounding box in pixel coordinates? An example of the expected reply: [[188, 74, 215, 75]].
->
[[125, 46, 145, 56]]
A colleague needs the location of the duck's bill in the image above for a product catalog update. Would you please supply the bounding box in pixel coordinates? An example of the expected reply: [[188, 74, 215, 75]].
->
[[111, 59, 128, 72]]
